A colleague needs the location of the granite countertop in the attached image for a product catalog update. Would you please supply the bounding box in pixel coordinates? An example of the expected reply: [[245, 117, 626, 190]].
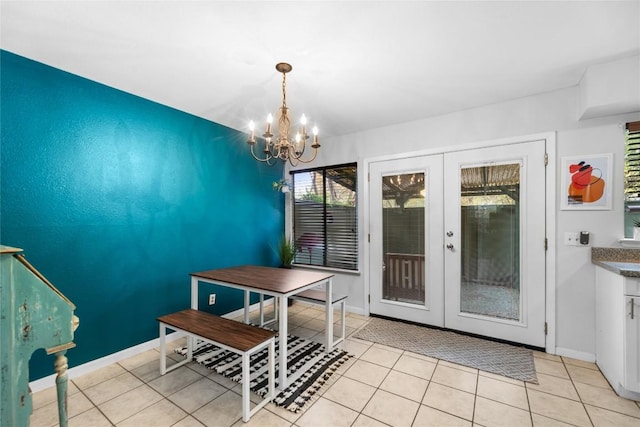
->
[[591, 247, 640, 277]]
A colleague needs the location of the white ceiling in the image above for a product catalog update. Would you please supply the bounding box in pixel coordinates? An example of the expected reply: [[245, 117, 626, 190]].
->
[[2, 1, 639, 138]]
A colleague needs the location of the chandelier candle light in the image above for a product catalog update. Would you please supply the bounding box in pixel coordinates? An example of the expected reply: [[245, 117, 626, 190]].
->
[[247, 63, 320, 166]]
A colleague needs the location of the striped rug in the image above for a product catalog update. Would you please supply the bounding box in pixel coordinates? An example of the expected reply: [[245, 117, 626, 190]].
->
[[175, 334, 352, 413], [353, 317, 538, 383]]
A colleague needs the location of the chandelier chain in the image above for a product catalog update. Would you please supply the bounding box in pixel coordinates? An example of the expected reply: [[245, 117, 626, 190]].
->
[[282, 72, 287, 109]]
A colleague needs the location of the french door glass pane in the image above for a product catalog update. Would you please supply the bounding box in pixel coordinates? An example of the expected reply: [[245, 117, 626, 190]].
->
[[382, 173, 425, 305], [459, 163, 521, 321]]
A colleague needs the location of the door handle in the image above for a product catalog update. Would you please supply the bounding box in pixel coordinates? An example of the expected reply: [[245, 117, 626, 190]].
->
[[632, 297, 635, 320], [446, 244, 454, 251]]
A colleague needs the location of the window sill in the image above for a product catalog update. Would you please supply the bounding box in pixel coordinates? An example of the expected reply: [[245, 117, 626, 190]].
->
[[291, 263, 361, 276]]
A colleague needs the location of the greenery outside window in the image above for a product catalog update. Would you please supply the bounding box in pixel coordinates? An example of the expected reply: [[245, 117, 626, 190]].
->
[[625, 122, 640, 208], [625, 121, 640, 235], [291, 163, 358, 271]]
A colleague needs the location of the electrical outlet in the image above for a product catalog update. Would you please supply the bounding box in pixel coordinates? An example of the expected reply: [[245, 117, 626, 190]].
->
[[564, 232, 580, 246], [208, 294, 216, 305]]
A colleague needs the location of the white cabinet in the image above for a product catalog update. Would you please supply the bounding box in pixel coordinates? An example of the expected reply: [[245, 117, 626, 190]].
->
[[625, 293, 640, 393], [595, 266, 640, 399]]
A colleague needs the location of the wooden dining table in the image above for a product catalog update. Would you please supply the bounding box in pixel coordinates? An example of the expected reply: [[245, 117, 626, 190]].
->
[[189, 265, 335, 390]]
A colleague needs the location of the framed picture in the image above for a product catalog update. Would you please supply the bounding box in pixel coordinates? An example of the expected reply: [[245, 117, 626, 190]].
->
[[561, 153, 613, 210]]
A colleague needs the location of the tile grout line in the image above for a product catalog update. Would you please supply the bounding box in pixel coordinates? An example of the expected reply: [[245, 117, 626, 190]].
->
[[470, 361, 479, 426], [70, 376, 117, 426], [561, 356, 595, 427], [524, 374, 535, 427]]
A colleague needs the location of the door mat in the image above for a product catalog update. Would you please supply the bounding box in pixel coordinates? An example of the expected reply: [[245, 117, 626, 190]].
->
[[353, 317, 538, 383]]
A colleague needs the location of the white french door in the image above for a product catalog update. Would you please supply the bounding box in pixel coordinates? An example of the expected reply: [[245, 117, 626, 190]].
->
[[443, 141, 546, 347], [369, 155, 444, 326], [369, 140, 547, 347]]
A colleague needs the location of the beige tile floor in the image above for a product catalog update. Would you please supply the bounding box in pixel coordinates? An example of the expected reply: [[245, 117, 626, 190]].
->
[[30, 302, 640, 427]]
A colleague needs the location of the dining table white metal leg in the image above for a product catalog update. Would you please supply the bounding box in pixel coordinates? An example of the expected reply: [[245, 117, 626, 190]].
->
[[278, 295, 288, 390], [325, 278, 333, 352], [190, 277, 198, 310], [244, 290, 250, 324]]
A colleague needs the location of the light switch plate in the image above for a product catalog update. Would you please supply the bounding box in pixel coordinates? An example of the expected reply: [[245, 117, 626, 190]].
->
[[564, 232, 580, 246]]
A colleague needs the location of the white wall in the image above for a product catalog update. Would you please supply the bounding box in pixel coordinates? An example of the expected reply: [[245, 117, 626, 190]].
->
[[555, 125, 627, 359], [291, 82, 640, 360]]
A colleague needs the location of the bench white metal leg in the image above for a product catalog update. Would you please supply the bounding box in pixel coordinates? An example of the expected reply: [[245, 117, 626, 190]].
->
[[284, 289, 348, 348], [258, 294, 278, 327]]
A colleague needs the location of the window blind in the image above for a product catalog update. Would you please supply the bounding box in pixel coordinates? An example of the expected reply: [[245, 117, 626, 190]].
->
[[291, 163, 358, 270], [625, 121, 640, 210]]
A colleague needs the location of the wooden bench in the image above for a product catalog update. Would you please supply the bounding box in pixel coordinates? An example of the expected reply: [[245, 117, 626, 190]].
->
[[157, 309, 276, 422]]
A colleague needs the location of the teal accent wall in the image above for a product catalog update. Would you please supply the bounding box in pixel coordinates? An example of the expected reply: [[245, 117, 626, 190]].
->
[[0, 50, 284, 380]]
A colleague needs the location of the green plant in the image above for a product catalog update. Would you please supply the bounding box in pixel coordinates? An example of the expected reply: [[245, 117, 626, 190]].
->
[[277, 235, 297, 266], [301, 192, 323, 203], [272, 179, 290, 193]]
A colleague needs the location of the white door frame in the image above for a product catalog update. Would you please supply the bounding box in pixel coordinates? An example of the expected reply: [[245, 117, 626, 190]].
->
[[362, 132, 557, 354]]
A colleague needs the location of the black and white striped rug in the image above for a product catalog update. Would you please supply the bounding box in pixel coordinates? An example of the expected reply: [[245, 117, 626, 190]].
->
[[175, 334, 352, 413]]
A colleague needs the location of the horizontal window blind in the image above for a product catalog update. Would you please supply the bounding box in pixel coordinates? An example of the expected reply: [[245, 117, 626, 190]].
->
[[291, 163, 358, 270], [625, 121, 640, 210]]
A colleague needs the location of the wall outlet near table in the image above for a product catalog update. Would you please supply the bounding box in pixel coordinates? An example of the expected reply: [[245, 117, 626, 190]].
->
[[208, 294, 216, 305]]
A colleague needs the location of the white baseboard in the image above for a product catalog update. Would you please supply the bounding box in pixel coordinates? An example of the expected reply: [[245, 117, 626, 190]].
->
[[29, 300, 277, 393], [29, 330, 185, 393], [554, 346, 596, 363], [345, 305, 365, 316]]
